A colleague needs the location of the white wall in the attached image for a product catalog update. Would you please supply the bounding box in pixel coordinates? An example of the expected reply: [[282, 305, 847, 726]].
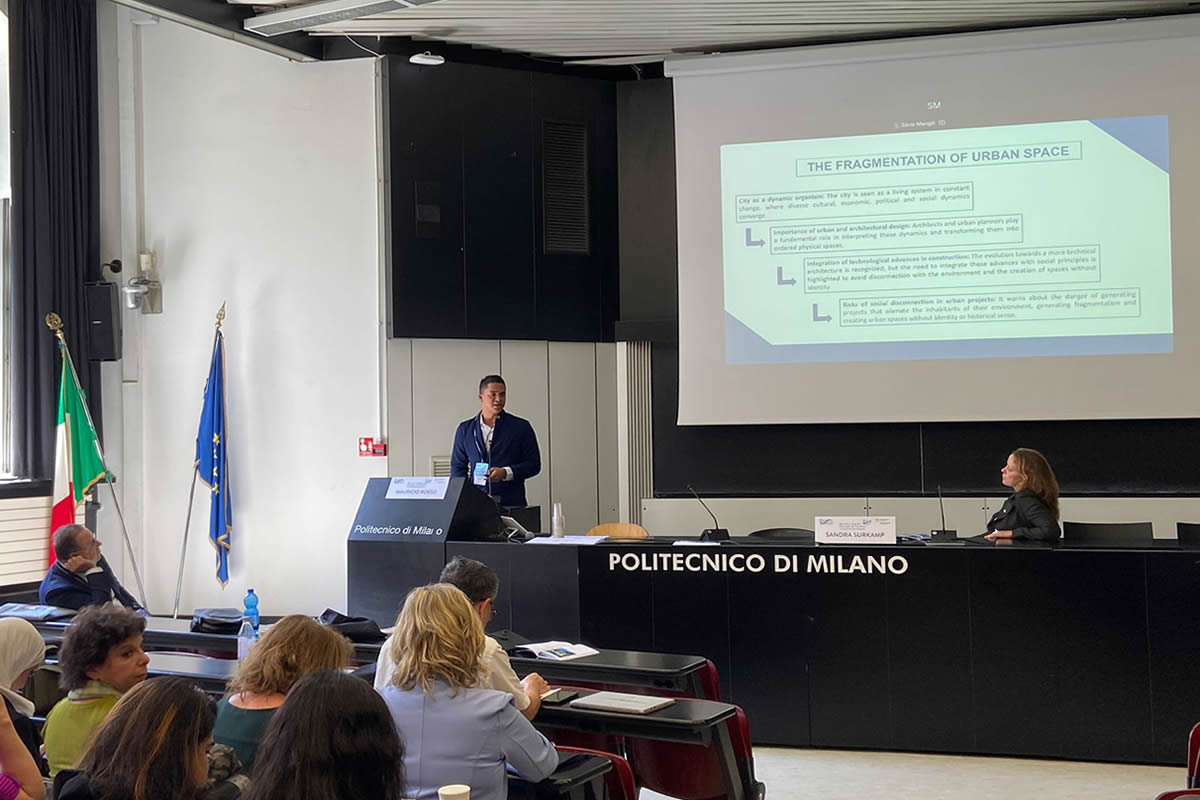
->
[[387, 339, 619, 533], [100, 11, 383, 614]]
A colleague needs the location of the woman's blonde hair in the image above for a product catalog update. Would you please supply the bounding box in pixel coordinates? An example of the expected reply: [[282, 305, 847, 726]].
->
[[388, 584, 484, 694], [227, 615, 352, 696], [1011, 447, 1061, 520]]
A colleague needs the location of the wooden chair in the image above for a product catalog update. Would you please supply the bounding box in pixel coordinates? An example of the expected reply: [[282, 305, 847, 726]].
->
[[586, 522, 648, 539]]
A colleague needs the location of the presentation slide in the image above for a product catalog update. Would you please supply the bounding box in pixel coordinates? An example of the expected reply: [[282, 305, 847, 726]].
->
[[669, 15, 1200, 424], [722, 116, 1172, 363]]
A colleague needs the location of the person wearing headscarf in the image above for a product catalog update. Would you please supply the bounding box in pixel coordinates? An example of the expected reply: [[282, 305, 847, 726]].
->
[[0, 618, 48, 776]]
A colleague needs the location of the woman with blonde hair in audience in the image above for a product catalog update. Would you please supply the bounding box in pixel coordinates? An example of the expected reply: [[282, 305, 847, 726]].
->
[[213, 615, 352, 772], [0, 619, 47, 778], [380, 583, 558, 800], [53, 677, 221, 800]]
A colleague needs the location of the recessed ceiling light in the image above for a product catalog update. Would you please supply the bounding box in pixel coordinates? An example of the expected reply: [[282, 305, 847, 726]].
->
[[409, 51, 445, 66]]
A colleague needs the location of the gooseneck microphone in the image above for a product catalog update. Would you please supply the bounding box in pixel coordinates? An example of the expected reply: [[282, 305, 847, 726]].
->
[[939, 484, 947, 532], [931, 484, 957, 540], [687, 484, 730, 542]]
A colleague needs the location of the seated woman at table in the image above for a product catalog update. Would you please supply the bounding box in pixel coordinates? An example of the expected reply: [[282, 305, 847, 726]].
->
[[43, 606, 148, 776], [54, 676, 234, 800], [213, 616, 352, 773], [244, 671, 405, 800], [379, 584, 558, 800], [0, 619, 48, 777], [984, 447, 1061, 542]]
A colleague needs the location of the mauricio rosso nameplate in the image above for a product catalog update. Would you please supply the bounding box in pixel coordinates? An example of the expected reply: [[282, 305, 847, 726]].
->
[[814, 516, 897, 545], [385, 476, 450, 501]]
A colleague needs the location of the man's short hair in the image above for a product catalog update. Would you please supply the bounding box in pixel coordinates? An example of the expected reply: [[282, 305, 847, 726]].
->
[[58, 605, 146, 691], [52, 524, 89, 564], [478, 375, 505, 394], [439, 556, 499, 605]]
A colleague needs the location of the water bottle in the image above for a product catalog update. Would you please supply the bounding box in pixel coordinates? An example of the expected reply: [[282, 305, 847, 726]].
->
[[237, 618, 256, 660], [243, 588, 260, 632], [552, 503, 565, 538]]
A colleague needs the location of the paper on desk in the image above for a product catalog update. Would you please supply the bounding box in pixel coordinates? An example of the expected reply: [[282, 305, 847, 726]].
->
[[525, 535, 607, 545], [520, 641, 600, 661]]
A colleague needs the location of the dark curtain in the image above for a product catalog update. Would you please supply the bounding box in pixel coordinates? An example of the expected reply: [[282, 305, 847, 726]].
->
[[9, 0, 101, 479]]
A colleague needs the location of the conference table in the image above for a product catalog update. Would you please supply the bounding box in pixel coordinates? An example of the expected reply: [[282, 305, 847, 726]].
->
[[28, 616, 713, 698], [354, 535, 1200, 767]]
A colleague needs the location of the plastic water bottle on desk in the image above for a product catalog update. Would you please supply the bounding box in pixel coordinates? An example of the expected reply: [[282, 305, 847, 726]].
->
[[237, 618, 256, 660], [243, 588, 260, 632], [551, 503, 565, 538]]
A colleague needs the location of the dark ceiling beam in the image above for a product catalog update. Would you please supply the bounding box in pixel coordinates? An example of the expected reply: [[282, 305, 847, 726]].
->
[[112, 0, 323, 61]]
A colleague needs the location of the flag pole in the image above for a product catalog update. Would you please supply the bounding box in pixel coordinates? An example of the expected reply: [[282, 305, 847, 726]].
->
[[45, 313, 149, 610], [173, 305, 224, 618], [172, 473, 200, 619]]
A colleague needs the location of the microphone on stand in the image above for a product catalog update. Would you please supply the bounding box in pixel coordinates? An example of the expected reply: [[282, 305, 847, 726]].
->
[[687, 484, 730, 542], [931, 485, 957, 540]]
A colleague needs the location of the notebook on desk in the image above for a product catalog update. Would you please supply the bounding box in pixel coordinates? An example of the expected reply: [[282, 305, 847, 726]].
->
[[569, 691, 676, 714]]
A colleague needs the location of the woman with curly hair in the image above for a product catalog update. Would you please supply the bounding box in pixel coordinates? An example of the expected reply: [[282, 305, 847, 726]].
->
[[380, 584, 557, 800], [42, 606, 148, 776]]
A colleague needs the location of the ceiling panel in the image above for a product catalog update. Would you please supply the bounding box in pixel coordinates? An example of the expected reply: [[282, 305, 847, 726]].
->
[[228, 0, 1200, 61]]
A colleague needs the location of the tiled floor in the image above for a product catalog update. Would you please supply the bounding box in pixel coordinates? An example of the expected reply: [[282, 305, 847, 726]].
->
[[643, 747, 1181, 800]]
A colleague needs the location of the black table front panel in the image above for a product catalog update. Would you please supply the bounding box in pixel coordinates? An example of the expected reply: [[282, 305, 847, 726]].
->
[[348, 537, 1198, 764]]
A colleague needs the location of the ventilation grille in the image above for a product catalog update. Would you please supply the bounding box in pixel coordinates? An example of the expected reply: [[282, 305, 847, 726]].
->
[[625, 342, 653, 525], [430, 455, 453, 478], [542, 120, 589, 254]]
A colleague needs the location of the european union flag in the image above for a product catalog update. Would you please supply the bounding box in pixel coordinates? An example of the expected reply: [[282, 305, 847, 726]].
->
[[195, 329, 232, 586]]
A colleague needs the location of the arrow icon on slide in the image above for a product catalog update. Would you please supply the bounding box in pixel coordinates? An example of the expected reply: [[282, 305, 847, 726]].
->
[[776, 266, 796, 286], [745, 228, 765, 247], [812, 304, 832, 323]]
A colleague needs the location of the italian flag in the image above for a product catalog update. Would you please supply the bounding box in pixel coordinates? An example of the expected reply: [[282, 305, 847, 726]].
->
[[49, 354, 107, 564]]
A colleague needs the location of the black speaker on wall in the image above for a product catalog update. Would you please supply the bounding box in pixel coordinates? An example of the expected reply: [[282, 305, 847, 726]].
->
[[84, 281, 122, 361]]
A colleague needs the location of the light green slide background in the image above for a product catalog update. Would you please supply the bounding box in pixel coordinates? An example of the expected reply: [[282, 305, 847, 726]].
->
[[721, 119, 1172, 346]]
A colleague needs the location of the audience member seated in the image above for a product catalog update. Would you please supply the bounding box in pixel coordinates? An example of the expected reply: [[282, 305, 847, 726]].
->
[[0, 619, 48, 777], [213, 615, 352, 772], [37, 525, 145, 614], [43, 605, 148, 777], [54, 677, 234, 800], [375, 556, 549, 719], [0, 699, 45, 800], [379, 584, 558, 800], [244, 670, 406, 800]]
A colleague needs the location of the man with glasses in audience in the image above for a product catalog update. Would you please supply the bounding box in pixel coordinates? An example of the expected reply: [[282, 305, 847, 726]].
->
[[38, 525, 146, 615]]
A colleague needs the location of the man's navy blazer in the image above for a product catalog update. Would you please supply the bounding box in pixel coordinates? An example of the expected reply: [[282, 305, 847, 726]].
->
[[38, 557, 141, 611], [450, 412, 541, 508]]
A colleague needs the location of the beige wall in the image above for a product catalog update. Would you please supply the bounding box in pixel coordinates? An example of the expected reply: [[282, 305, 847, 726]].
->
[[387, 339, 619, 533]]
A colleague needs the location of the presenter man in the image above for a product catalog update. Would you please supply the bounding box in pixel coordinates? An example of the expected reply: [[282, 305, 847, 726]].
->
[[451, 375, 541, 508]]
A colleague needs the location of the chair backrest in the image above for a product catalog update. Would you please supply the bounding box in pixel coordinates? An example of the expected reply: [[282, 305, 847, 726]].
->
[[1062, 520, 1153, 544], [1154, 792, 1200, 800], [1179, 523, 1200, 548], [747, 527, 814, 541], [626, 703, 757, 800], [555, 746, 636, 800], [1188, 721, 1200, 788], [587, 522, 649, 539]]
